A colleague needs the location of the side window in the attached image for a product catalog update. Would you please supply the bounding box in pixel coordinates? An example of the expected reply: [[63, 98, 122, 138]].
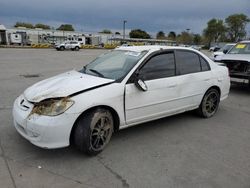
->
[[200, 57, 210, 71], [175, 50, 201, 75], [139, 52, 175, 80]]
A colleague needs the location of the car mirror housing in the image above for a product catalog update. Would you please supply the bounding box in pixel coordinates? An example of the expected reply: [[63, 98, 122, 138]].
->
[[135, 78, 148, 92]]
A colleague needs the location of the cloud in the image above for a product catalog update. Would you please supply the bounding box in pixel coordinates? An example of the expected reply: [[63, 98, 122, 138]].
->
[[0, 0, 249, 34]]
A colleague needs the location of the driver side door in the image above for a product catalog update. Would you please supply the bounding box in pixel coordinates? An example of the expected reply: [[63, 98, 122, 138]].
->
[[125, 51, 181, 125]]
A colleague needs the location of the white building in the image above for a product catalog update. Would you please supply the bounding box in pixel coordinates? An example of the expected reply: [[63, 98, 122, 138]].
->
[[1, 25, 123, 46]]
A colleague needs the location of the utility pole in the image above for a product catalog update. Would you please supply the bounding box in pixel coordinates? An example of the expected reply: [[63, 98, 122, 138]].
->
[[123, 20, 127, 43]]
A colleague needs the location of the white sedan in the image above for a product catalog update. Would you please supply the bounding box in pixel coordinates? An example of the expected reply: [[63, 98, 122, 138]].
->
[[13, 46, 230, 155]]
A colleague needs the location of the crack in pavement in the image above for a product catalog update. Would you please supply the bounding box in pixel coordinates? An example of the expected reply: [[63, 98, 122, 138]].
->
[[0, 106, 12, 110], [4, 156, 101, 188], [0, 139, 17, 188], [97, 156, 130, 188]]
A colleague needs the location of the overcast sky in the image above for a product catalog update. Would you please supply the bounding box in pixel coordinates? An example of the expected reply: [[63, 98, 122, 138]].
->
[[0, 0, 249, 35]]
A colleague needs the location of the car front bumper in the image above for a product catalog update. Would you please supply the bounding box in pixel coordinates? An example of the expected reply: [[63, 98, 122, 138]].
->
[[12, 95, 80, 149]]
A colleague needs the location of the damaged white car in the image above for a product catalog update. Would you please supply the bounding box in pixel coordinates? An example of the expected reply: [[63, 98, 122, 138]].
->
[[13, 46, 230, 155]]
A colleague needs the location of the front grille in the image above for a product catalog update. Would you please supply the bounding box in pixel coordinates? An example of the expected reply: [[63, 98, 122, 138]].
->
[[20, 99, 29, 109], [19, 97, 33, 111], [221, 60, 250, 73]]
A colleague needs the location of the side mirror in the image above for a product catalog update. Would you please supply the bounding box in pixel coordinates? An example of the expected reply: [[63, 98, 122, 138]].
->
[[223, 49, 228, 54], [135, 78, 148, 92]]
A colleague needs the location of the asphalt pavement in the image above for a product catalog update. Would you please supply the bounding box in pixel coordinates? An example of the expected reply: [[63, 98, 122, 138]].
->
[[0, 48, 250, 188]]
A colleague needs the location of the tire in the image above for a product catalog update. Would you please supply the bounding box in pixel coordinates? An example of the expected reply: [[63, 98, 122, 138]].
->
[[60, 46, 65, 51], [197, 88, 220, 118], [75, 46, 80, 51], [74, 108, 114, 156]]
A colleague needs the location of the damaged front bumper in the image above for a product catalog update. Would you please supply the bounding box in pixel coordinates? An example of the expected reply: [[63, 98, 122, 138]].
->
[[12, 95, 79, 149]]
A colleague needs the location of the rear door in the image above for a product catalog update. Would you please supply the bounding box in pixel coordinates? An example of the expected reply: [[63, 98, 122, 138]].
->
[[174, 50, 212, 106]]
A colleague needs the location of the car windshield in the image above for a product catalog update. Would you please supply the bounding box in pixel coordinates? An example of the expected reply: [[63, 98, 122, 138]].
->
[[80, 50, 147, 80], [228, 43, 250, 54], [218, 44, 234, 52]]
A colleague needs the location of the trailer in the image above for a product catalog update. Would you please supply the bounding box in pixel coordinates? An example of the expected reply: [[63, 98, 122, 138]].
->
[[9, 33, 22, 45]]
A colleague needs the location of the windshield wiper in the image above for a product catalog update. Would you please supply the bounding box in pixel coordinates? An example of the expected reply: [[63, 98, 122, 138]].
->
[[89, 69, 104, 78]]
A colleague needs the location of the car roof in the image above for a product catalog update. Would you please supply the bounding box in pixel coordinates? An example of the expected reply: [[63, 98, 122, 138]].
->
[[115, 45, 197, 53], [239, 40, 250, 43]]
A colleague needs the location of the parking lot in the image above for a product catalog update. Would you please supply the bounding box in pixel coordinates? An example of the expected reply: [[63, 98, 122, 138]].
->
[[0, 48, 250, 188]]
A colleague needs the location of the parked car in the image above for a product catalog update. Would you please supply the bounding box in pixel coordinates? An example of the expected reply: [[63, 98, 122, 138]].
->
[[219, 41, 250, 87], [209, 46, 220, 52], [190, 45, 201, 51], [212, 43, 236, 61], [13, 46, 230, 155], [55, 41, 81, 51]]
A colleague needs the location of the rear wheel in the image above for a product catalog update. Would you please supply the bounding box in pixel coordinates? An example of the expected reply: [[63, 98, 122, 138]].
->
[[74, 108, 114, 155], [75, 46, 80, 51], [197, 88, 220, 118]]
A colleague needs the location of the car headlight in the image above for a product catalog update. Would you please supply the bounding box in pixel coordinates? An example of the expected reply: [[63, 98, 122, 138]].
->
[[31, 98, 74, 116]]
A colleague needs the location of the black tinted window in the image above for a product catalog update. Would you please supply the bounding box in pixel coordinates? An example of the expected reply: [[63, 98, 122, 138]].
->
[[200, 57, 210, 71], [176, 50, 201, 75], [139, 52, 175, 80]]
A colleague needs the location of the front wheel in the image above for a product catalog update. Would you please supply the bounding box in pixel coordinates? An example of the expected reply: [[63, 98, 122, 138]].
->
[[75, 46, 80, 51], [197, 88, 220, 118], [74, 108, 114, 155], [60, 46, 65, 51]]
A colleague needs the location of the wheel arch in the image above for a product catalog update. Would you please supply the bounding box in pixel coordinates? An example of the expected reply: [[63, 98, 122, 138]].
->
[[69, 105, 120, 145], [206, 85, 221, 98], [200, 85, 221, 106]]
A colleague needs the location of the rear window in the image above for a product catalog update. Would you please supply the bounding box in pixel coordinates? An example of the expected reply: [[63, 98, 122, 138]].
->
[[175, 50, 210, 75], [175, 50, 201, 75]]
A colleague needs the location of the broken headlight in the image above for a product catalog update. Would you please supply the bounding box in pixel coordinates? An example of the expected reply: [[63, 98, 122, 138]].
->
[[31, 98, 74, 116]]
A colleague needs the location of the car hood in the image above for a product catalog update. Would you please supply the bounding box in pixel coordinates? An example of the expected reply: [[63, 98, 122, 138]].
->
[[220, 54, 250, 62], [24, 70, 114, 103], [213, 51, 223, 56]]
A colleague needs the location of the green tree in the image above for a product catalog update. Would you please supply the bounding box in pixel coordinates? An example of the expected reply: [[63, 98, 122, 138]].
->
[[99, 29, 112, 34], [156, 31, 166, 39], [203, 18, 226, 47], [57, 24, 75, 31], [115, 32, 121, 35], [168, 31, 176, 40], [129, 29, 151, 39], [177, 31, 193, 45], [225, 13, 250, 42], [193, 34, 202, 45], [14, 22, 34, 28], [35, 23, 50, 30]]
